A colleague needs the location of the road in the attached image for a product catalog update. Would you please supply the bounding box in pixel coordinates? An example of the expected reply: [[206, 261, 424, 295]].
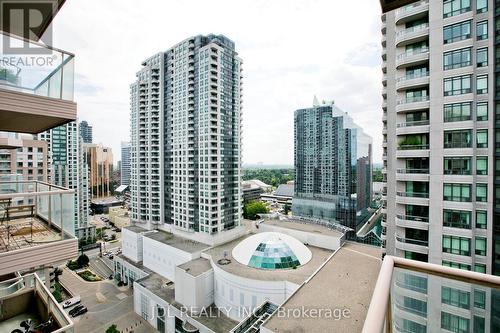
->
[[89, 257, 113, 280]]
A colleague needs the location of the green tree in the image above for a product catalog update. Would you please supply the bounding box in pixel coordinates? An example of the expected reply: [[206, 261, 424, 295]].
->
[[243, 201, 269, 220], [77, 254, 89, 268], [106, 324, 120, 333]]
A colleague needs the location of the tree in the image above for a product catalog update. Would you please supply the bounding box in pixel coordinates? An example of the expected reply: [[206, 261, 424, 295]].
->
[[284, 204, 290, 215], [77, 254, 89, 268], [243, 201, 269, 220], [106, 324, 120, 333]]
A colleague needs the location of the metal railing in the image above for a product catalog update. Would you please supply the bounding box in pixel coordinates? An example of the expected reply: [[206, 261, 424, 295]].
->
[[397, 144, 429, 150], [396, 214, 429, 223], [396, 120, 429, 128], [396, 23, 429, 37], [362, 256, 500, 333], [396, 168, 429, 174], [397, 95, 429, 104], [395, 235, 428, 247], [396, 191, 429, 198]]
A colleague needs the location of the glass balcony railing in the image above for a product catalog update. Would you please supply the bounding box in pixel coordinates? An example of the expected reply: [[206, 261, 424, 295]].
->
[[396, 49, 429, 61], [397, 144, 429, 150], [396, 168, 429, 174], [0, 273, 74, 333], [0, 32, 74, 101], [397, 95, 429, 104], [396, 191, 429, 198], [396, 214, 429, 223], [396, 23, 429, 37], [362, 256, 500, 333], [396, 72, 429, 83]]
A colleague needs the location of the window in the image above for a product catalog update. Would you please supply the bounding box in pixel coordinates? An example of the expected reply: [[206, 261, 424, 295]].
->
[[444, 0, 471, 17], [443, 260, 471, 270], [444, 102, 471, 122], [443, 235, 471, 256], [476, 184, 487, 202], [403, 273, 428, 293], [402, 319, 426, 333], [403, 296, 427, 317], [444, 75, 471, 96], [444, 157, 471, 175], [474, 290, 486, 309], [405, 88, 428, 103], [476, 102, 488, 120], [474, 316, 485, 333], [476, 156, 487, 175], [441, 312, 470, 333], [476, 75, 488, 94], [442, 286, 470, 309], [444, 129, 472, 148], [444, 20, 471, 44], [405, 65, 428, 79], [476, 129, 488, 148], [475, 263, 486, 273], [477, 48, 488, 67], [476, 210, 487, 229], [475, 237, 486, 255], [477, 0, 487, 13], [444, 183, 471, 202], [405, 41, 428, 56], [444, 48, 471, 70], [476, 21, 488, 40], [443, 210, 471, 229]]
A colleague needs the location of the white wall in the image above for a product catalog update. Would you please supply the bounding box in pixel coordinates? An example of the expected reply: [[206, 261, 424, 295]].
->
[[122, 228, 144, 262], [175, 267, 214, 313], [142, 237, 197, 282], [160, 224, 247, 246], [212, 262, 299, 321], [255, 222, 342, 251]]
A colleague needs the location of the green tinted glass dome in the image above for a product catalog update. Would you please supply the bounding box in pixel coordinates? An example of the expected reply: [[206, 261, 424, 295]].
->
[[232, 232, 312, 270]]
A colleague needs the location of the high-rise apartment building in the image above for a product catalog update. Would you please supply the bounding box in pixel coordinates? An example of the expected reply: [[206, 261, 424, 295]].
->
[[380, 0, 494, 272], [293, 98, 373, 233], [121, 141, 131, 186], [130, 34, 243, 241], [79, 120, 93, 143]]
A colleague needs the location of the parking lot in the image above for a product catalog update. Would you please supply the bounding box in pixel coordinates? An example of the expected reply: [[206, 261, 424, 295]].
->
[[60, 268, 155, 333]]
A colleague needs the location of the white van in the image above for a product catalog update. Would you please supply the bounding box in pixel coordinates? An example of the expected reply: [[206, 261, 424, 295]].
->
[[62, 296, 81, 309]]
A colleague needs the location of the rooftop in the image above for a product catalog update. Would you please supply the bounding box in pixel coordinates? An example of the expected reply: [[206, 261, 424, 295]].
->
[[260, 218, 344, 238], [274, 184, 294, 197], [177, 258, 212, 277], [144, 230, 209, 253], [136, 273, 175, 303], [204, 233, 332, 284], [124, 225, 150, 234], [263, 242, 382, 333]]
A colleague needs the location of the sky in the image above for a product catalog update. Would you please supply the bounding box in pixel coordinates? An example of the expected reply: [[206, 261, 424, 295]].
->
[[51, 0, 383, 166]]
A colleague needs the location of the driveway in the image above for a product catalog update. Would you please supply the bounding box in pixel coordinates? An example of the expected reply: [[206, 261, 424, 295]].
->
[[59, 268, 156, 333]]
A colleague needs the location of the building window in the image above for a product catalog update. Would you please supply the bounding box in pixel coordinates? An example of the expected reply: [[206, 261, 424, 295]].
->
[[475, 263, 486, 273], [476, 75, 488, 94], [476, 184, 487, 202], [443, 235, 471, 256], [443, 260, 471, 271], [444, 75, 471, 96], [474, 316, 485, 333], [476, 210, 487, 229], [443, 210, 471, 229], [476, 21, 488, 40], [442, 286, 470, 309], [476, 0, 487, 13], [444, 183, 471, 202], [476, 102, 488, 120], [444, 157, 471, 175], [444, 102, 471, 122], [476, 48, 488, 67], [403, 296, 427, 317], [441, 312, 470, 333], [402, 319, 426, 333], [474, 290, 486, 309], [443, 0, 471, 17], [475, 237, 486, 255], [444, 129, 472, 148], [444, 20, 471, 44], [476, 156, 487, 175], [443, 48, 471, 70], [476, 129, 488, 148]]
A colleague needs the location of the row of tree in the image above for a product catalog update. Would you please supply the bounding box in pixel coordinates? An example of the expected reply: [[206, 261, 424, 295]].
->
[[243, 168, 294, 187]]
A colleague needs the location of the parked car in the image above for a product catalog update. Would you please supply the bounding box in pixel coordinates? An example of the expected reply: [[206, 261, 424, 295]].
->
[[62, 296, 81, 309], [68, 304, 85, 317], [108, 254, 114, 260], [71, 307, 88, 318]]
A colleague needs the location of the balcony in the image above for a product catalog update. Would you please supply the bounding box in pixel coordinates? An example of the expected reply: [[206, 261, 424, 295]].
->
[[395, 50, 429, 69], [395, 23, 429, 47], [395, 214, 429, 230], [396, 191, 429, 205], [395, 168, 429, 182], [0, 32, 76, 134], [0, 273, 74, 333], [396, 96, 429, 113], [0, 133, 22, 149], [395, 0, 429, 24], [395, 73, 429, 91], [396, 120, 429, 135], [362, 256, 500, 333], [0, 176, 78, 276], [396, 144, 429, 158], [394, 235, 429, 254]]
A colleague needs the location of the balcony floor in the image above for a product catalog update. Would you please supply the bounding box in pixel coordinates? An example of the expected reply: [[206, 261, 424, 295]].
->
[[0, 311, 41, 333], [0, 217, 63, 253]]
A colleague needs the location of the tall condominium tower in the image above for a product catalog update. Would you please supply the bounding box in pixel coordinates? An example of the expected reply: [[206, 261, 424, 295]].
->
[[380, 0, 496, 274], [79, 120, 93, 143], [121, 141, 131, 186], [38, 122, 90, 233], [293, 98, 373, 233], [130, 35, 243, 241]]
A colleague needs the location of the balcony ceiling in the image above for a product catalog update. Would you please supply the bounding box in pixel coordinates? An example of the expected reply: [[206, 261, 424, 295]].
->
[[0, 89, 76, 134], [380, 0, 420, 13]]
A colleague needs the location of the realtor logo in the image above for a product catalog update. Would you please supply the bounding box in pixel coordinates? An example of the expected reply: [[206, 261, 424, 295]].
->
[[0, 0, 57, 54]]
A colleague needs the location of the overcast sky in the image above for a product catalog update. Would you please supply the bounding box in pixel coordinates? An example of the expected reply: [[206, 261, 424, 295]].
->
[[51, 0, 383, 166]]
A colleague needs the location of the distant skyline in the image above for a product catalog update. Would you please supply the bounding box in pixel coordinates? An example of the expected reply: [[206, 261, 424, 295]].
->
[[51, 0, 382, 164]]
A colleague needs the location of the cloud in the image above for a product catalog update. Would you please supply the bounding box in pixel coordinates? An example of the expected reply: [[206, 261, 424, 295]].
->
[[51, 0, 383, 165]]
